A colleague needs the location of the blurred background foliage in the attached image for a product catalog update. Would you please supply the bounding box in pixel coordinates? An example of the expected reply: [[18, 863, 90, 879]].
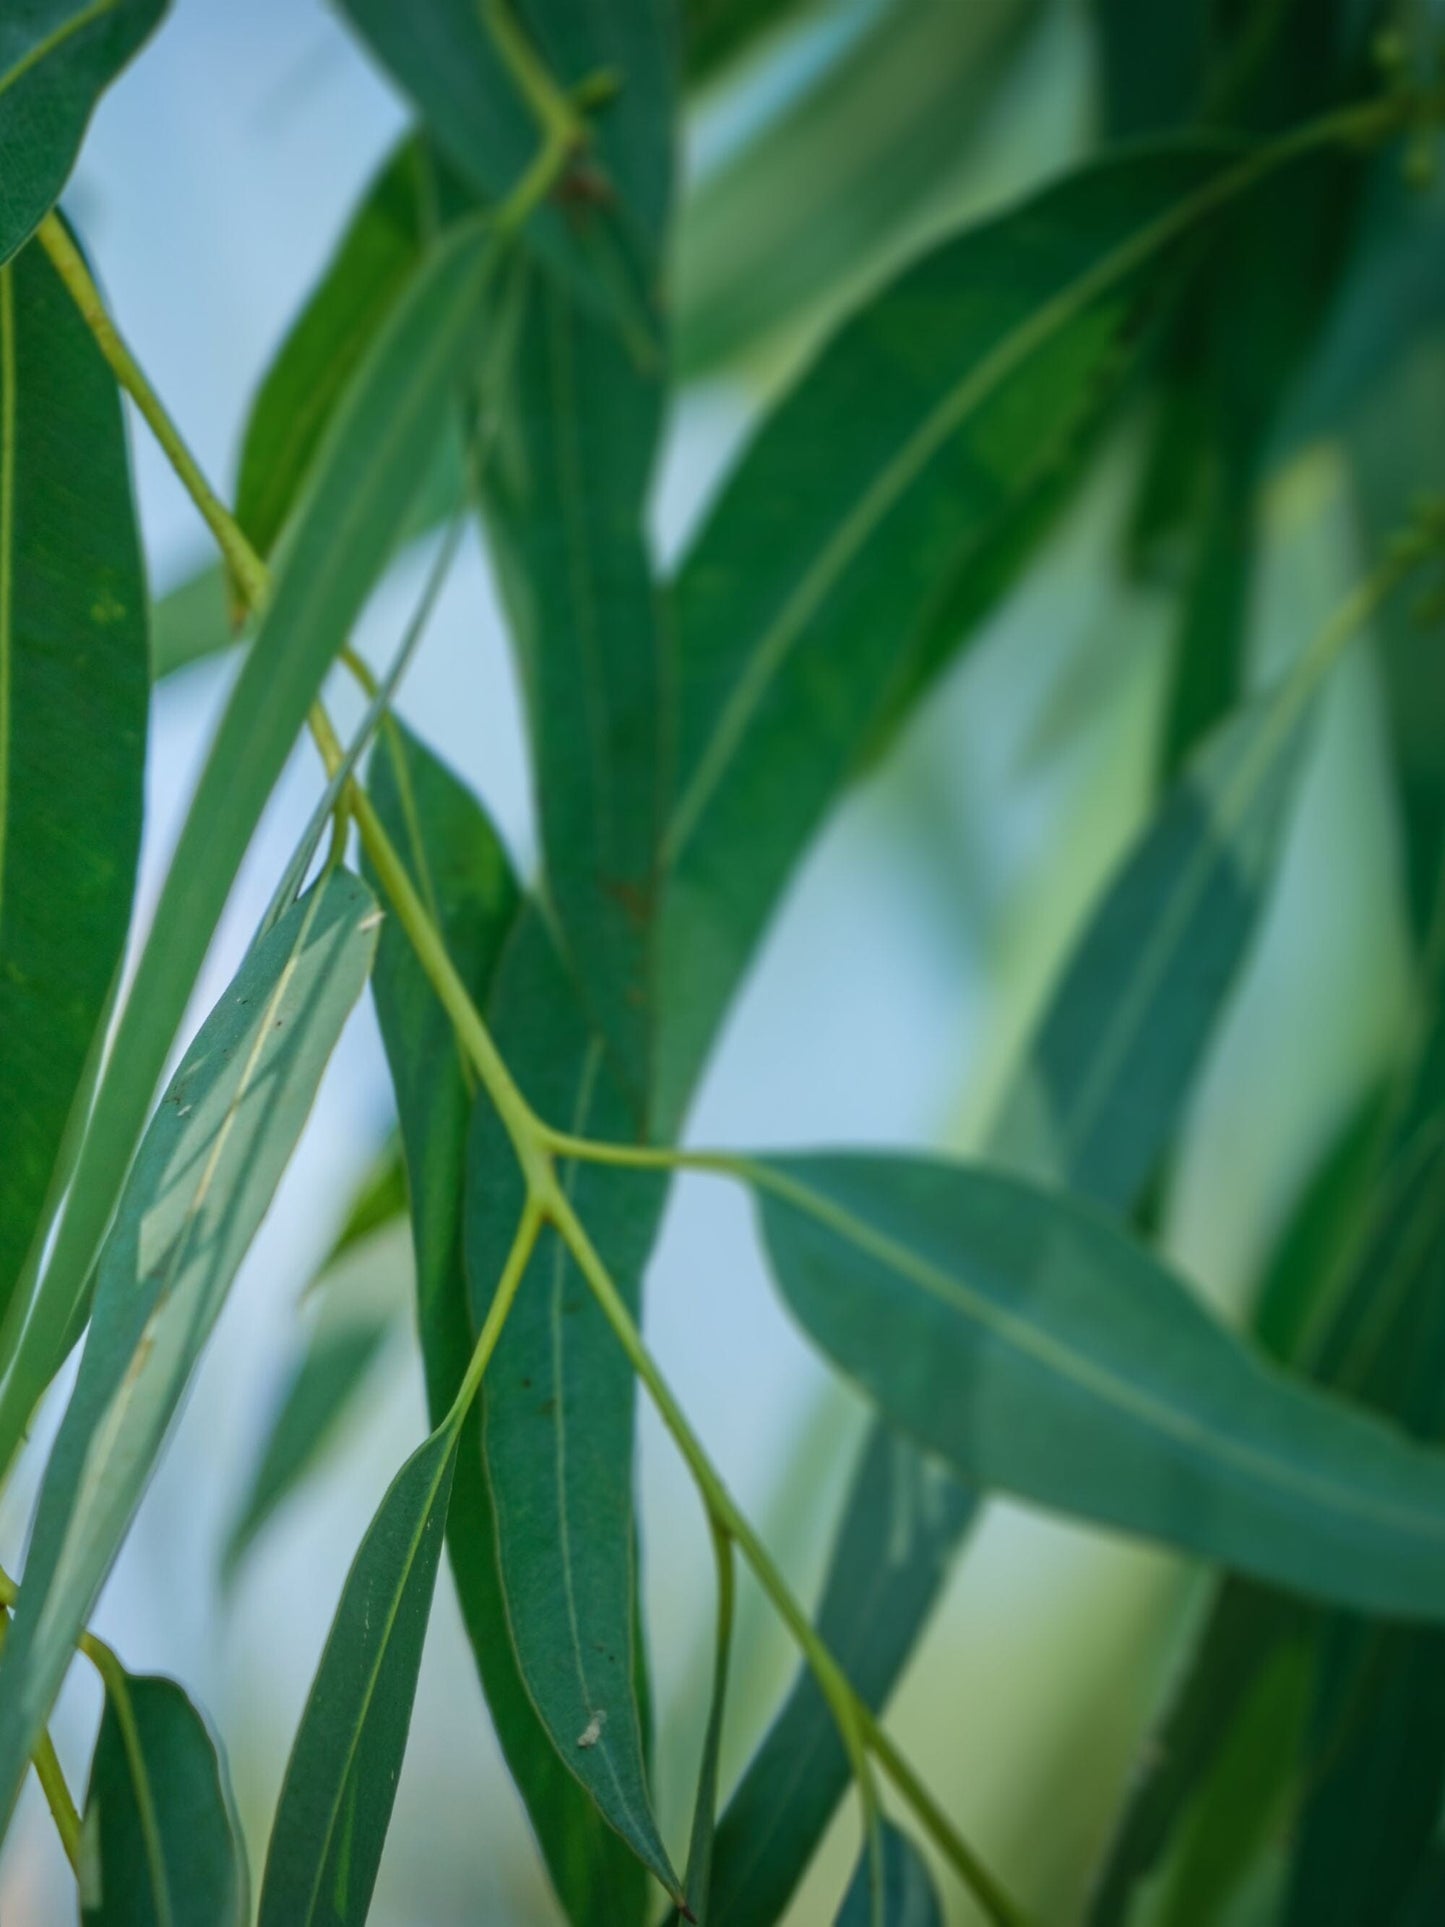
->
[[7, 0, 1444, 1919]]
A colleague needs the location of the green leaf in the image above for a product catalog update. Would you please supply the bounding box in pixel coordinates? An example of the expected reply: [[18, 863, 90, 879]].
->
[[335, 0, 676, 314], [221, 1315, 391, 1588], [0, 871, 378, 1832], [0, 234, 148, 1333], [676, 1537, 733, 1927], [80, 1663, 248, 1927], [682, 0, 809, 85], [304, 1133, 408, 1294], [749, 1151, 1445, 1618], [836, 1822, 943, 1927], [466, 909, 676, 1901], [1, 217, 496, 1475], [990, 682, 1310, 1212], [149, 555, 234, 680], [0, 1, 167, 266], [705, 1424, 974, 1927], [479, 255, 667, 1116], [259, 1421, 457, 1927], [368, 725, 644, 1925], [1091, 0, 1211, 138], [657, 146, 1233, 1127]]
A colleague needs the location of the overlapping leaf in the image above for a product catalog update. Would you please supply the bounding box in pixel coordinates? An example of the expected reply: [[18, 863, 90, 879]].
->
[[0, 233, 148, 1336], [0, 1, 167, 265], [80, 1662, 248, 1927], [836, 1823, 943, 1927], [0, 872, 377, 1831]]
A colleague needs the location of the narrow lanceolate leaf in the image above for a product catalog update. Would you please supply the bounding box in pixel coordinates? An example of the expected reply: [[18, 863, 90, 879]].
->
[[656, 146, 1232, 1127], [480, 256, 668, 1117], [750, 1153, 1445, 1619], [80, 1665, 248, 1927], [4, 220, 496, 1475], [221, 1315, 391, 1588], [0, 235, 148, 1331], [706, 1426, 974, 1927], [0, 1, 167, 265], [836, 1824, 943, 1927], [369, 726, 642, 1925], [991, 680, 1310, 1211], [336, 0, 676, 319], [236, 134, 458, 559], [0, 872, 377, 1831], [466, 911, 676, 1902], [260, 1423, 457, 1927]]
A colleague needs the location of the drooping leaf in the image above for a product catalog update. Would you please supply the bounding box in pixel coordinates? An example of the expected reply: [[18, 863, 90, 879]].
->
[[836, 1822, 943, 1927], [221, 1315, 391, 1588], [706, 1425, 974, 1927], [466, 909, 676, 1901], [368, 725, 644, 1924], [657, 144, 1242, 1127], [478, 253, 668, 1118], [259, 1421, 458, 1927], [0, 233, 148, 1335], [0, 1, 167, 266], [749, 1151, 1445, 1618], [0, 871, 378, 1831], [335, 0, 676, 320], [0, 217, 497, 1475], [80, 1662, 248, 1927]]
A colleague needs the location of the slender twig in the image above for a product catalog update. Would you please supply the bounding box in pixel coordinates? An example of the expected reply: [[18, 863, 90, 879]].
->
[[0, 1605, 80, 1872]]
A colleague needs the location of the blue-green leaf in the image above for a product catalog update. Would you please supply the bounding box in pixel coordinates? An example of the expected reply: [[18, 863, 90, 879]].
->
[[80, 1663, 248, 1927], [0, 232, 148, 1334], [0, 2, 167, 266], [836, 1823, 943, 1927], [0, 871, 378, 1832]]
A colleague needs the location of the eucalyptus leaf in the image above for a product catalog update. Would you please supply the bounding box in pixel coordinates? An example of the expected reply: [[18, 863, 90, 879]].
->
[[80, 1663, 248, 1927], [0, 871, 378, 1832], [368, 725, 644, 1924], [259, 1420, 457, 1927], [305, 1133, 408, 1294], [0, 233, 148, 1334], [466, 909, 676, 1901], [221, 1315, 391, 1588], [1, 217, 497, 1475], [750, 1152, 1445, 1618], [149, 554, 234, 680], [836, 1822, 943, 1927], [0, 1, 167, 266]]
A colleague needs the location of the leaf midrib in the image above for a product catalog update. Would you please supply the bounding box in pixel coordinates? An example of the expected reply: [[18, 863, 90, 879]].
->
[[0, 0, 117, 102]]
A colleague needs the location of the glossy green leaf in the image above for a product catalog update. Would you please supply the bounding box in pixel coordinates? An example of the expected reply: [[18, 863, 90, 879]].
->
[[80, 1664, 248, 1927], [368, 725, 644, 1925], [0, 871, 378, 1831], [657, 146, 1234, 1127], [479, 255, 667, 1118], [259, 1421, 457, 1927], [750, 1151, 1445, 1618], [0, 218, 497, 1476], [0, 234, 148, 1332], [706, 1425, 974, 1927], [466, 909, 676, 1902], [836, 1823, 943, 1927], [0, 1, 167, 266], [991, 682, 1310, 1211], [221, 1315, 391, 1588], [335, 0, 676, 316]]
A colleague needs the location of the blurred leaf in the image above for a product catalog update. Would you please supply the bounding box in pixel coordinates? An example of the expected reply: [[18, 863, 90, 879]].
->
[[672, 1535, 733, 1927], [466, 909, 676, 1900], [304, 1133, 408, 1294], [991, 680, 1311, 1212], [4, 218, 497, 1476], [221, 1315, 391, 1588], [706, 1425, 974, 1927], [80, 1664, 248, 1927], [335, 0, 675, 323], [0, 234, 148, 1334], [657, 145, 1235, 1128], [0, 1, 167, 266], [369, 726, 643, 1925], [1092, 0, 1212, 138], [836, 1822, 943, 1927], [259, 1422, 457, 1927], [478, 254, 667, 1120], [749, 1151, 1445, 1616], [0, 872, 378, 1833], [149, 555, 234, 679], [683, 0, 814, 85]]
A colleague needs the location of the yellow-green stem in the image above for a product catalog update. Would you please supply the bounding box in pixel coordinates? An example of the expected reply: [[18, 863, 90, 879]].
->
[[0, 1604, 80, 1872]]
